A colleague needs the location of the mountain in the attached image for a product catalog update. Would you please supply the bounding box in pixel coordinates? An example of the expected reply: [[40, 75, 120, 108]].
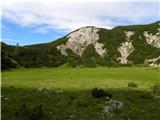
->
[[1, 21, 160, 69]]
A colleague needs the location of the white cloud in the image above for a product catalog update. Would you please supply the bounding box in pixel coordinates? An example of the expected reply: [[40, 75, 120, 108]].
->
[[2, 1, 159, 33], [1, 38, 19, 42]]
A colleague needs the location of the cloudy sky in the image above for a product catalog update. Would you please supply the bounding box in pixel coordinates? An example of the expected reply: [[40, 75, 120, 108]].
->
[[1, 0, 159, 45]]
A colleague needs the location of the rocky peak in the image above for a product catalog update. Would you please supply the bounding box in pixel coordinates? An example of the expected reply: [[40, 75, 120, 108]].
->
[[57, 26, 106, 57]]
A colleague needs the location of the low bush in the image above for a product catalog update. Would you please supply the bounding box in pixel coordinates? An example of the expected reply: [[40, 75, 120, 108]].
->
[[91, 88, 112, 98], [128, 82, 138, 88], [151, 84, 160, 93]]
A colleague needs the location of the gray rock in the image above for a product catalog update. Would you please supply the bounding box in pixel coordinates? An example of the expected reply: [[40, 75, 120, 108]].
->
[[112, 100, 124, 110], [117, 41, 134, 64], [38, 88, 44, 91], [145, 56, 160, 67], [4, 97, 9, 100], [140, 109, 145, 113], [154, 95, 160, 99], [57, 27, 106, 57], [144, 29, 160, 48], [105, 96, 110, 101], [55, 89, 64, 93], [117, 31, 134, 64], [103, 106, 111, 113]]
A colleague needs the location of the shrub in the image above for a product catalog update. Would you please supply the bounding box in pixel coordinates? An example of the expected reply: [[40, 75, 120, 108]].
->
[[15, 103, 44, 120], [91, 88, 112, 98], [151, 84, 160, 93], [128, 82, 138, 88]]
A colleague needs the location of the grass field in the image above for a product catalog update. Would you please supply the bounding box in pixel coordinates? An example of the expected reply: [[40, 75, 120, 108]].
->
[[1, 67, 160, 120]]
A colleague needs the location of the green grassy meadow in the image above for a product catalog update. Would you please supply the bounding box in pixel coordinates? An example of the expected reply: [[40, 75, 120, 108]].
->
[[1, 67, 160, 120]]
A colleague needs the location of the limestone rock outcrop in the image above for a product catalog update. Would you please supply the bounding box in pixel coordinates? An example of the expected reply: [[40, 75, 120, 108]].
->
[[57, 26, 106, 57], [145, 56, 160, 67], [143, 28, 160, 48], [117, 31, 134, 64]]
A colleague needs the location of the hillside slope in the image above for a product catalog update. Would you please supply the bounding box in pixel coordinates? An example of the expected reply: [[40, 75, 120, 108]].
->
[[1, 21, 160, 69]]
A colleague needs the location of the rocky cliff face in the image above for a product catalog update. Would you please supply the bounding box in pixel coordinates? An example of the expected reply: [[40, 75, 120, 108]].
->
[[145, 56, 160, 67], [143, 28, 160, 48], [57, 26, 106, 57], [56, 22, 160, 66], [117, 31, 134, 64]]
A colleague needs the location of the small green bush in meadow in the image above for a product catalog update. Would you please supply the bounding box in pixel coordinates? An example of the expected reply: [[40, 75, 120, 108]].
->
[[151, 84, 160, 93], [91, 88, 112, 98], [128, 82, 138, 88]]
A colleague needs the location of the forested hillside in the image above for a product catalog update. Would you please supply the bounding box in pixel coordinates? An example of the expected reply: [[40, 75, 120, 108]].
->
[[1, 21, 160, 69]]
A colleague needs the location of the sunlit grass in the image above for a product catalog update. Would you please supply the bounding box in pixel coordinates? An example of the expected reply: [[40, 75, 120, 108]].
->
[[1, 67, 160, 120]]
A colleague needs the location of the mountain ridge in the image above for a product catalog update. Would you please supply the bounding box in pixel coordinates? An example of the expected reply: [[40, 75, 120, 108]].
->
[[1, 21, 160, 69]]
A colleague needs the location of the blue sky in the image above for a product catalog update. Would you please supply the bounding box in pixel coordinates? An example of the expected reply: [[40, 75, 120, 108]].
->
[[1, 0, 159, 46], [2, 20, 68, 45]]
